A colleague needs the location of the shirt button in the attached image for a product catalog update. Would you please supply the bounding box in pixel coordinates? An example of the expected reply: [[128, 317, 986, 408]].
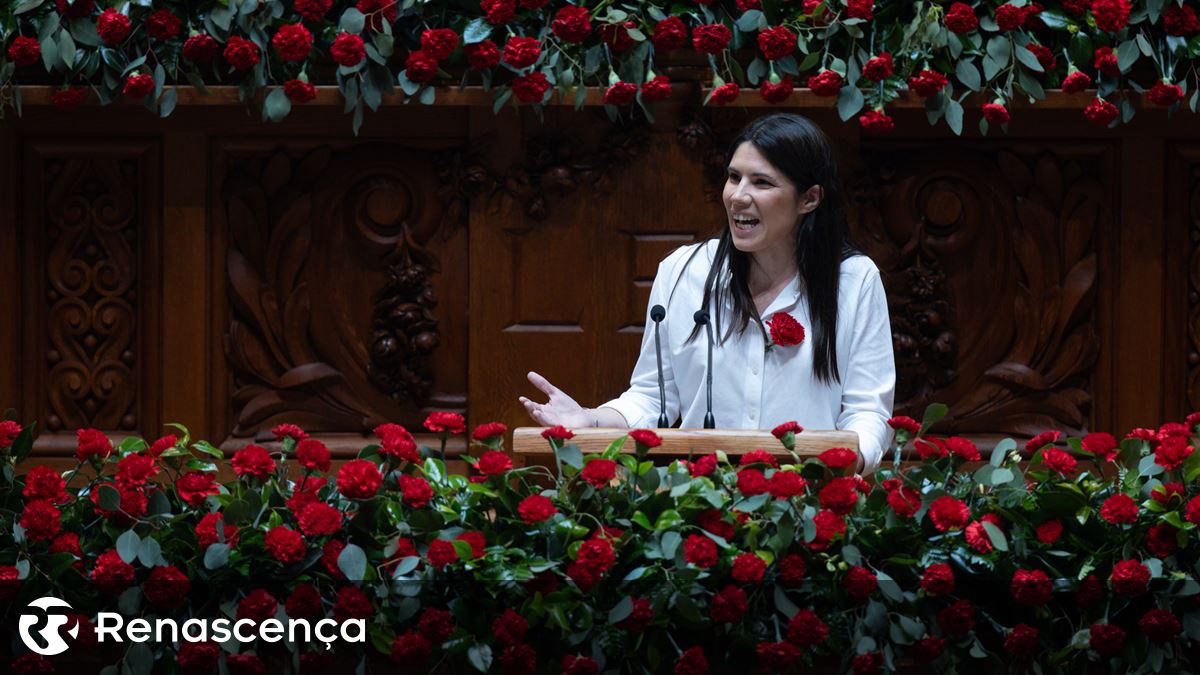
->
[[752, 366, 759, 375], [749, 411, 756, 420]]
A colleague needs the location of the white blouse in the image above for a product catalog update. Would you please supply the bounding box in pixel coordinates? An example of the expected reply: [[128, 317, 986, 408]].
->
[[600, 239, 896, 473]]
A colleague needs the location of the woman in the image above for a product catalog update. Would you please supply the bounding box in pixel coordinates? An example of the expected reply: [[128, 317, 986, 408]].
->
[[519, 113, 895, 473]]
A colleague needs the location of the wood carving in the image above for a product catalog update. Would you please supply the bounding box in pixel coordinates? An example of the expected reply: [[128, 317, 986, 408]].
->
[[850, 147, 1105, 435], [42, 158, 140, 432], [222, 146, 458, 438]]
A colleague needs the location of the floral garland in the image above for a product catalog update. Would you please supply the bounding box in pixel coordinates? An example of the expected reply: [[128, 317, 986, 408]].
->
[[4, 406, 1200, 673], [1, 1, 1198, 132]]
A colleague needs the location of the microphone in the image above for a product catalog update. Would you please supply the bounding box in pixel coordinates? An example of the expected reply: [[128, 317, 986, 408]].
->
[[650, 305, 669, 428], [693, 310, 716, 429]]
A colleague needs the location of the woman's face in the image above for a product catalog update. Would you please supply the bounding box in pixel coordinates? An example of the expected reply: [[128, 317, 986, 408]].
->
[[722, 142, 815, 255]]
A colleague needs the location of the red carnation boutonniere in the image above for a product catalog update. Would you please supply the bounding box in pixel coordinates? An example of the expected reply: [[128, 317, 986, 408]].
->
[[766, 312, 805, 351]]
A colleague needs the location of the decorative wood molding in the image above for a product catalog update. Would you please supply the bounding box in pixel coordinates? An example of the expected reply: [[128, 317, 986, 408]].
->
[[220, 145, 465, 439]]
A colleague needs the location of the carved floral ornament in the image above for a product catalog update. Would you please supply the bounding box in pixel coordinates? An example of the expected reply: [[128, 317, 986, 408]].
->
[[222, 146, 451, 438]]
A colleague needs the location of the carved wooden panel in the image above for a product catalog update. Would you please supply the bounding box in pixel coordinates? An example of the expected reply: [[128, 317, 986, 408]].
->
[[20, 143, 160, 440], [848, 144, 1110, 436], [1178, 148, 1200, 413], [216, 144, 468, 440]]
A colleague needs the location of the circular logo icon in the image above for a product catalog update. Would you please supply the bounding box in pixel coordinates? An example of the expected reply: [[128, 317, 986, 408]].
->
[[18, 596, 77, 656]]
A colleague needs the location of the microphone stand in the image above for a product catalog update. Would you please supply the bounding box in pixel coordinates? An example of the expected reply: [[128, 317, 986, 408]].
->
[[694, 310, 716, 429]]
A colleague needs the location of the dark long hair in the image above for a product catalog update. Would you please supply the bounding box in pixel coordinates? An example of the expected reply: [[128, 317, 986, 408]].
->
[[682, 113, 860, 384]]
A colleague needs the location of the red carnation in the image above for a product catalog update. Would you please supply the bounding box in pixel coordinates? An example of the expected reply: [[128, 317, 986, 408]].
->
[[97, 9, 131, 46], [809, 509, 846, 550], [737, 468, 769, 496], [294, 0, 332, 21], [20, 499, 61, 541], [965, 513, 1003, 553], [265, 526, 306, 564], [423, 412, 466, 434], [1101, 493, 1138, 524], [492, 609, 528, 646], [512, 71, 551, 103], [91, 549, 135, 595], [1148, 81, 1184, 107], [1076, 574, 1104, 606], [224, 36, 261, 71], [1110, 559, 1150, 596], [399, 475, 434, 508], [177, 641, 220, 673], [541, 425, 574, 441], [416, 607, 455, 643], [944, 2, 978, 33], [472, 421, 508, 441], [1026, 44, 1055, 72], [232, 444, 275, 480], [287, 475, 326, 513], [581, 458, 618, 487], [237, 589, 277, 624], [995, 3, 1025, 32], [7, 36, 40, 67], [772, 421, 803, 439], [426, 539, 458, 568], [818, 477, 859, 515], [846, 0, 873, 20], [652, 17, 688, 51], [929, 495, 969, 531], [944, 436, 980, 461], [1139, 608, 1181, 643], [480, 0, 516, 25], [757, 26, 797, 62], [144, 565, 189, 610], [552, 6, 592, 43], [698, 509, 734, 540], [115, 453, 157, 490], [420, 29, 459, 61], [146, 434, 177, 457], [1041, 447, 1077, 475], [195, 512, 238, 548], [285, 584, 322, 619], [1094, 47, 1119, 77], [710, 83, 740, 106], [786, 608, 828, 646], [692, 24, 732, 55], [756, 642, 800, 672], [337, 459, 382, 499], [330, 33, 365, 67], [808, 70, 842, 96], [616, 597, 653, 632], [1004, 624, 1038, 657], [390, 631, 431, 667], [476, 450, 512, 476], [503, 37, 541, 70], [767, 312, 805, 346], [76, 428, 112, 462], [1165, 5, 1200, 36], [859, 109, 894, 135], [887, 486, 921, 517], [740, 449, 779, 467], [357, 0, 399, 30], [518, 494, 557, 523], [630, 429, 662, 447], [684, 534, 718, 568], [23, 466, 66, 503], [688, 454, 718, 477], [603, 82, 638, 106], [908, 70, 948, 97], [333, 586, 373, 623], [298, 502, 341, 536], [731, 552, 767, 584], [1036, 519, 1063, 544], [1145, 522, 1179, 558], [938, 599, 975, 636], [405, 50, 439, 83], [852, 653, 882, 675], [861, 52, 893, 82], [711, 584, 747, 623], [887, 416, 920, 435], [465, 40, 501, 69], [912, 636, 945, 663], [983, 102, 1010, 125], [1089, 623, 1126, 657], [1080, 431, 1118, 459], [1063, 71, 1092, 94], [1155, 435, 1193, 469], [183, 34, 220, 63], [921, 563, 955, 596], [1011, 569, 1052, 605], [1092, 0, 1131, 32], [295, 439, 331, 473], [273, 24, 313, 62], [642, 76, 673, 102], [768, 470, 807, 499], [1186, 495, 1200, 525]]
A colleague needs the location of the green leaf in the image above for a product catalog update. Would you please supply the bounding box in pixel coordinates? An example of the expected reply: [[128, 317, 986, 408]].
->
[[192, 441, 223, 459], [14, 0, 45, 14], [392, 556, 420, 577], [992, 438, 1016, 466], [1015, 45, 1043, 72], [126, 641, 153, 675], [661, 531, 682, 559], [1038, 9, 1073, 30], [842, 544, 862, 566], [602, 435, 628, 460], [339, 8, 365, 34], [1117, 40, 1139, 72], [992, 468, 1014, 485], [982, 521, 1008, 551], [557, 443, 583, 470], [467, 644, 493, 672], [876, 570, 904, 602], [264, 86, 291, 122], [736, 10, 765, 33], [836, 85, 864, 121], [339, 543, 368, 580], [632, 511, 653, 530], [654, 509, 683, 531], [1069, 33, 1093, 65], [1136, 33, 1154, 58], [58, 29, 75, 69], [746, 57, 767, 86], [137, 537, 163, 568], [920, 403, 948, 432], [98, 484, 121, 511], [608, 596, 634, 624], [39, 34, 58, 72], [158, 88, 178, 118], [986, 36, 1012, 64], [774, 585, 799, 618], [955, 59, 981, 91], [203, 543, 230, 569]]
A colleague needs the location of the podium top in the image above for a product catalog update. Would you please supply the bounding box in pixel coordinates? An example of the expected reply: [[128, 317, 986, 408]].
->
[[511, 427, 859, 462]]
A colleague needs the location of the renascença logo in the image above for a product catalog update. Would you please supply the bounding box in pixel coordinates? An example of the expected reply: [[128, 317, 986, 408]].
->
[[19, 596, 366, 654], [19, 597, 77, 656]]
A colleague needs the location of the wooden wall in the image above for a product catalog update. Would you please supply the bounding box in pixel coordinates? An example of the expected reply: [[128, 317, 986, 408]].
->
[[0, 91, 1195, 464]]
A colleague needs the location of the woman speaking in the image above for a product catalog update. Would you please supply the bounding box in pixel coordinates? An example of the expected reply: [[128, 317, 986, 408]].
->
[[519, 113, 895, 474]]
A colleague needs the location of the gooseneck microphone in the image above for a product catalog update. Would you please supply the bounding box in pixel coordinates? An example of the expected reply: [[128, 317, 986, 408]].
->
[[693, 310, 716, 429], [650, 305, 669, 428]]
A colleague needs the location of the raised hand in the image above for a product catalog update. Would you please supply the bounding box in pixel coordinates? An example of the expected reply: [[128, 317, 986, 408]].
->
[[518, 371, 594, 428]]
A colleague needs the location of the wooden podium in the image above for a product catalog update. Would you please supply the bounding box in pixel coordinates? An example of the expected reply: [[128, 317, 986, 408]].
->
[[511, 427, 860, 467]]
